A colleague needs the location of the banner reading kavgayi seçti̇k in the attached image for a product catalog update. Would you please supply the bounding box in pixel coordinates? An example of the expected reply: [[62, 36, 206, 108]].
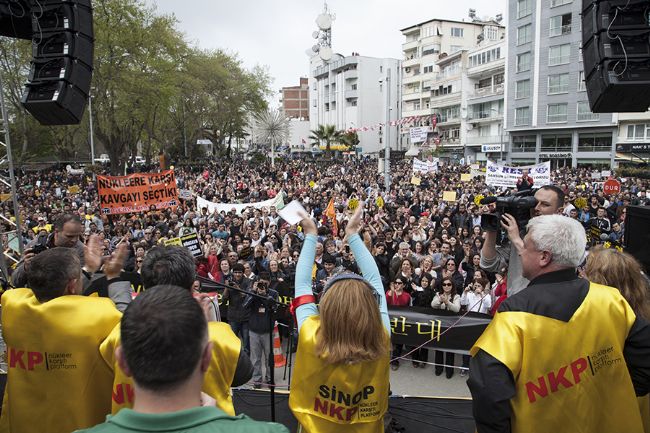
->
[[97, 170, 178, 215]]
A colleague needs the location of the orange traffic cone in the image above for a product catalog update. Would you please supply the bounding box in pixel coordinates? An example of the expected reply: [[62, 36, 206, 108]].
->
[[273, 323, 286, 368]]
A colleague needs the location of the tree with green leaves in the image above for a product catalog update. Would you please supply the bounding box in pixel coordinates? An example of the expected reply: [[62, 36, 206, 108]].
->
[[309, 124, 340, 155], [338, 130, 360, 152]]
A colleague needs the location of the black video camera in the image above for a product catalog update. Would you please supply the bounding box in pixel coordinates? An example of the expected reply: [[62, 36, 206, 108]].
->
[[480, 190, 538, 244]]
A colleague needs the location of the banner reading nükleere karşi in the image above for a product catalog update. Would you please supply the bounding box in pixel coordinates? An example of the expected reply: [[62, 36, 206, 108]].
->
[[97, 170, 178, 215]]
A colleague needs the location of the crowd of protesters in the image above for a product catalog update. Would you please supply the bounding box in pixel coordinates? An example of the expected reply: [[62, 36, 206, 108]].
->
[[2, 156, 649, 379]]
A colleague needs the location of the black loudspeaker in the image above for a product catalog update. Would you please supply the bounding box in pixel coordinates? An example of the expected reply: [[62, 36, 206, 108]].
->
[[21, 0, 94, 125], [624, 205, 650, 273], [581, 0, 650, 112]]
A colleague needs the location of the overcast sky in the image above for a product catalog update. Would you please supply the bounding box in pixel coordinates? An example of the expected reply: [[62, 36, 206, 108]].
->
[[147, 0, 506, 104]]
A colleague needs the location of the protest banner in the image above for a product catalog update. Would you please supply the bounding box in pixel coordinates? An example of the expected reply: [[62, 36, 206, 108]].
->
[[485, 161, 551, 188], [412, 157, 439, 173], [97, 170, 178, 215], [196, 194, 284, 215], [179, 189, 193, 200], [460, 173, 471, 182], [163, 232, 202, 257], [409, 127, 430, 143], [442, 191, 457, 202], [410, 176, 421, 186]]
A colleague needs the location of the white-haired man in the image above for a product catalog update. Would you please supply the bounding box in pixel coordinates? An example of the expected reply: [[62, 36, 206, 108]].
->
[[468, 215, 650, 433]]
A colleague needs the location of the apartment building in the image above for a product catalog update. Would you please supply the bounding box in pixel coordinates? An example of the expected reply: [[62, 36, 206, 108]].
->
[[506, 0, 617, 169], [400, 18, 505, 160], [280, 77, 310, 120], [309, 53, 400, 155]]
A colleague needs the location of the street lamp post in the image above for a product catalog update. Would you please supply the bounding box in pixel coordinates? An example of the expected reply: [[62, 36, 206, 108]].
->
[[383, 68, 391, 190], [88, 90, 95, 164]]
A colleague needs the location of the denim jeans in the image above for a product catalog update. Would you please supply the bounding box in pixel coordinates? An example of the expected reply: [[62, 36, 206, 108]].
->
[[230, 321, 250, 355]]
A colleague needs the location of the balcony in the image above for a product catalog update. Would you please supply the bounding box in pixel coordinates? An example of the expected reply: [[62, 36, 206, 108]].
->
[[467, 65, 505, 80], [468, 110, 503, 122], [402, 39, 419, 51], [402, 73, 422, 84], [468, 84, 504, 100], [401, 107, 433, 118], [345, 89, 359, 99], [465, 135, 505, 145], [438, 116, 461, 125], [429, 91, 461, 107], [403, 56, 420, 68], [345, 69, 358, 79]]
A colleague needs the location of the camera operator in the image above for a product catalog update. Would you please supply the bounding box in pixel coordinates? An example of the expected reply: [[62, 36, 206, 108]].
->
[[246, 272, 279, 389], [480, 185, 564, 296], [13, 214, 85, 288]]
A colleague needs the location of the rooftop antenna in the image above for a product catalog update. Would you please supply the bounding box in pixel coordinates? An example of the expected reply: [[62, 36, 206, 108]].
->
[[306, 2, 336, 62]]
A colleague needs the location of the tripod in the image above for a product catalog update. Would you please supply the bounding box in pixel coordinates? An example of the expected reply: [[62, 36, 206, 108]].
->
[[197, 275, 285, 422]]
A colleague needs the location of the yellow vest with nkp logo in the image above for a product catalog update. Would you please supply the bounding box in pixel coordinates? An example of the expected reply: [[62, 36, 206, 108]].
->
[[100, 320, 241, 416], [0, 289, 122, 433], [471, 282, 644, 433], [289, 315, 390, 433]]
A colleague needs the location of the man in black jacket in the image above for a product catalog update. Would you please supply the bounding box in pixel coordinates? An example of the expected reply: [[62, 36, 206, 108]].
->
[[247, 272, 279, 389], [224, 263, 252, 355], [468, 214, 650, 433]]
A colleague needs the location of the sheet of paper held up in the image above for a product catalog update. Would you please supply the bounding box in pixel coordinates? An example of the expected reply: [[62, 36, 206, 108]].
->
[[278, 200, 307, 226]]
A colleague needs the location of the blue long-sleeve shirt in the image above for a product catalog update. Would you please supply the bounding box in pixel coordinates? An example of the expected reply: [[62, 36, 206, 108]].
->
[[294, 233, 391, 334]]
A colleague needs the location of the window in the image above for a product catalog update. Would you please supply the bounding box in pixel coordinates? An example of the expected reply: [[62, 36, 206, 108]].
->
[[577, 101, 599, 121], [451, 27, 464, 37], [579, 133, 611, 151], [440, 60, 460, 77], [423, 65, 435, 74], [547, 103, 568, 123], [351, 83, 357, 90], [515, 107, 531, 126], [512, 135, 536, 152], [422, 80, 432, 90], [422, 25, 437, 38], [626, 124, 650, 141], [439, 105, 460, 122], [494, 73, 504, 85], [549, 44, 571, 65], [549, 13, 572, 37], [422, 44, 440, 56], [469, 47, 501, 67], [517, 52, 531, 72], [517, 0, 532, 18], [551, 0, 572, 7], [541, 134, 572, 151], [485, 26, 499, 40], [548, 73, 570, 94], [450, 45, 463, 53], [578, 71, 586, 91], [515, 79, 531, 99], [517, 24, 532, 45], [414, 102, 421, 110], [348, 99, 357, 107]]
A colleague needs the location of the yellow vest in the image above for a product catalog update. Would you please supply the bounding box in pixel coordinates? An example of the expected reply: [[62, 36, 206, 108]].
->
[[471, 282, 644, 433], [0, 289, 121, 433], [99, 321, 241, 416], [289, 316, 390, 433], [639, 395, 650, 433]]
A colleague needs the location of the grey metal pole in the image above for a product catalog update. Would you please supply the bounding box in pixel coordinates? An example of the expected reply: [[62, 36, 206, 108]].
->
[[0, 68, 24, 256], [88, 93, 95, 164], [384, 68, 391, 190]]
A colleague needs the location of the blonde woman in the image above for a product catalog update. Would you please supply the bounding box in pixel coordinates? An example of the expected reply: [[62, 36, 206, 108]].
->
[[289, 203, 390, 433], [585, 246, 650, 433]]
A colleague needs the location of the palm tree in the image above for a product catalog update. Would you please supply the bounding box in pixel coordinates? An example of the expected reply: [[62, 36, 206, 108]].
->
[[338, 130, 360, 152], [253, 109, 290, 167], [309, 124, 340, 155]]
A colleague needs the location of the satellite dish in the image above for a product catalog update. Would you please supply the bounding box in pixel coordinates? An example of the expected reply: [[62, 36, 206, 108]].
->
[[466, 123, 474, 131], [312, 44, 320, 53], [316, 13, 332, 30], [319, 46, 332, 61], [312, 31, 320, 39]]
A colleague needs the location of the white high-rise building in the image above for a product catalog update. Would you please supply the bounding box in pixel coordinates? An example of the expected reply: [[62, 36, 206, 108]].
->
[[309, 53, 401, 155], [400, 18, 505, 160]]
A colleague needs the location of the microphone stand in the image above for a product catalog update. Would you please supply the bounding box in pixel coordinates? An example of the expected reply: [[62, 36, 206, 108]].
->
[[197, 276, 284, 423]]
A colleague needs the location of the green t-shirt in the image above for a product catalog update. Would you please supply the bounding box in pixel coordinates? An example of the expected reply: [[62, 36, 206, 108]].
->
[[75, 406, 288, 433]]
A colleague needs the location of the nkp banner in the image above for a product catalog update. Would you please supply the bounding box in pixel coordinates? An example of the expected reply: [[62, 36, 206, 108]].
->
[[485, 161, 551, 188], [97, 170, 178, 215]]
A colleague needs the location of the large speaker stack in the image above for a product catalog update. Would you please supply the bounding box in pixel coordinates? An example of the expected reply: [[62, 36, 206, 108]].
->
[[624, 206, 650, 273], [581, 0, 650, 112], [20, 0, 94, 125]]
